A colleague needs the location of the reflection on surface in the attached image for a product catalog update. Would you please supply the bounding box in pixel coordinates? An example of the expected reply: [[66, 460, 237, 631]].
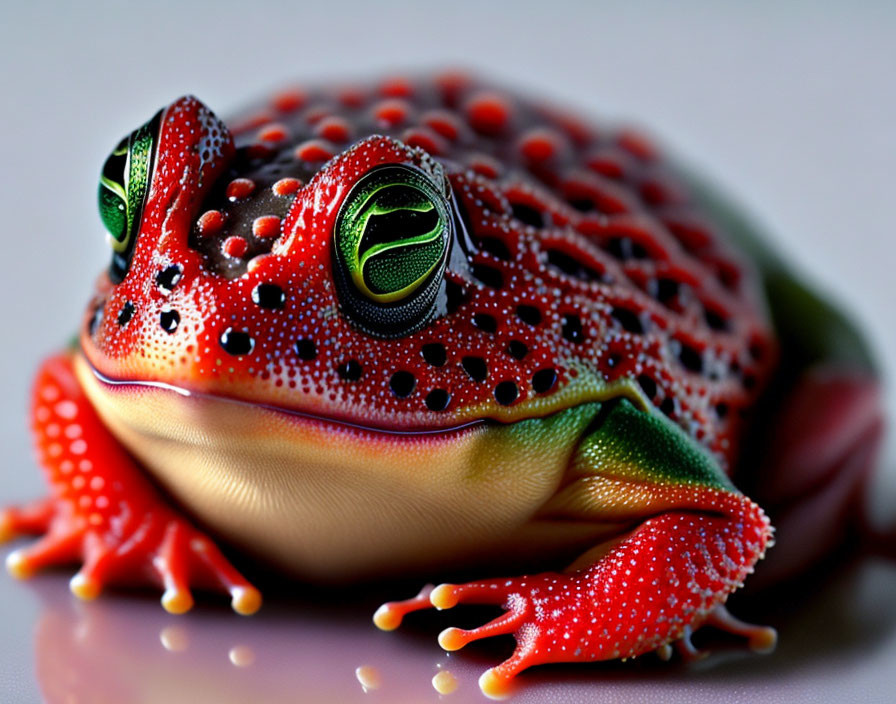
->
[[21, 559, 896, 703]]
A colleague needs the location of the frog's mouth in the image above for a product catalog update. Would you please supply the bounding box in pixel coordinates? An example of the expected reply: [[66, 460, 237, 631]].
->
[[81, 343, 654, 436], [86, 359, 488, 438]]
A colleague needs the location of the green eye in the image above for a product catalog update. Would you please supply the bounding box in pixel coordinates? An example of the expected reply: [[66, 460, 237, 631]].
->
[[98, 109, 161, 283], [333, 164, 452, 338]]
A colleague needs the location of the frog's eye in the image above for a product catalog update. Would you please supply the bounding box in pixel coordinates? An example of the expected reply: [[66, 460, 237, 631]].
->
[[98, 109, 162, 284], [332, 163, 452, 338]]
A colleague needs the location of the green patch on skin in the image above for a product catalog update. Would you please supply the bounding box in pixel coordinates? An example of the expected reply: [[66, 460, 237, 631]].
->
[[573, 398, 735, 491]]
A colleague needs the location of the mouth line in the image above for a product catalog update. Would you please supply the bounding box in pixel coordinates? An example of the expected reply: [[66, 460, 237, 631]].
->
[[86, 359, 488, 438]]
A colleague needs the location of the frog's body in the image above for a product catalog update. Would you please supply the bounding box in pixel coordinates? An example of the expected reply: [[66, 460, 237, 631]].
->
[[2, 74, 884, 698]]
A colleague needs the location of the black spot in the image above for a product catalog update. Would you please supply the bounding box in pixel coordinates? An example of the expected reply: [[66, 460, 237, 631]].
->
[[88, 304, 104, 336], [471, 263, 504, 289], [704, 307, 729, 332], [715, 402, 729, 419], [337, 359, 363, 381], [461, 356, 488, 382], [494, 381, 519, 406], [532, 368, 557, 393], [155, 265, 182, 293], [546, 249, 604, 283], [295, 338, 317, 360], [220, 328, 254, 356], [611, 306, 646, 334], [425, 388, 451, 411], [159, 308, 180, 334], [444, 280, 467, 315], [506, 340, 529, 360], [473, 313, 497, 333], [637, 374, 657, 399], [252, 283, 286, 309], [660, 396, 677, 417], [749, 342, 765, 362], [677, 343, 704, 374], [477, 237, 512, 261], [510, 202, 545, 228], [117, 302, 134, 327], [421, 343, 447, 367], [606, 237, 648, 261], [568, 197, 595, 213], [389, 371, 416, 398], [561, 314, 585, 343], [649, 277, 680, 304], [516, 304, 541, 326], [743, 373, 757, 390]]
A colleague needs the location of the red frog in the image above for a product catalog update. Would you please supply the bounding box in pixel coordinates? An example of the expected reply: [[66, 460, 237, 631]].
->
[[1, 73, 885, 698]]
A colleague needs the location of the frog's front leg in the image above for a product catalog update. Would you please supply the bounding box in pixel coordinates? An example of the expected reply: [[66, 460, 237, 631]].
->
[[376, 399, 774, 698], [0, 351, 261, 615]]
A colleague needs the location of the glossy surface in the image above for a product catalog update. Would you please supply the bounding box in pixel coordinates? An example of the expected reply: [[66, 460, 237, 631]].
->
[[2, 561, 896, 703]]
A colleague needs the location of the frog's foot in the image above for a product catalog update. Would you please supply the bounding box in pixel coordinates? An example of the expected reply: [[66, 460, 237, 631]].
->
[[3, 352, 262, 615], [378, 498, 773, 699], [656, 604, 777, 662]]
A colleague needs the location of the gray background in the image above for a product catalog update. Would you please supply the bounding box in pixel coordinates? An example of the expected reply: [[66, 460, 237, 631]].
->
[[1, 1, 894, 702]]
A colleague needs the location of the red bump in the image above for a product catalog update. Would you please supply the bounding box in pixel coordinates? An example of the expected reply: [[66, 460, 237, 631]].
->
[[465, 92, 511, 135], [222, 236, 248, 259], [197, 210, 225, 236], [230, 111, 273, 136], [257, 123, 289, 143], [272, 177, 302, 196], [467, 154, 503, 179], [315, 116, 353, 143], [272, 89, 306, 113], [617, 128, 658, 162], [434, 69, 472, 107], [294, 139, 334, 162], [226, 178, 256, 201], [422, 110, 461, 141], [373, 99, 411, 127], [401, 127, 447, 156], [337, 86, 366, 108], [519, 128, 562, 162], [379, 76, 414, 98], [252, 215, 281, 239]]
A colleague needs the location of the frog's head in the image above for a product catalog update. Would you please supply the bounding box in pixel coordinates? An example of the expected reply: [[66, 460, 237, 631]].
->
[[84, 91, 769, 456]]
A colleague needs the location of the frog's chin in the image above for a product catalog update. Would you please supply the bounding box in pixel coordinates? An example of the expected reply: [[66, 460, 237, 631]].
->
[[74, 353, 623, 581]]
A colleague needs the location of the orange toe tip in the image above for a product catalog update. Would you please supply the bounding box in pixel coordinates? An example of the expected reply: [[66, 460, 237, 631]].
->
[[373, 604, 402, 631], [69, 573, 101, 601], [6, 550, 33, 579], [231, 586, 262, 615], [430, 583, 458, 610], [478, 668, 512, 700], [749, 627, 778, 653], [162, 588, 195, 615], [438, 627, 466, 651]]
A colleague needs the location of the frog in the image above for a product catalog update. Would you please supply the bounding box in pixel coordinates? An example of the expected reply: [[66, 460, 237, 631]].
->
[[1, 72, 885, 699]]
